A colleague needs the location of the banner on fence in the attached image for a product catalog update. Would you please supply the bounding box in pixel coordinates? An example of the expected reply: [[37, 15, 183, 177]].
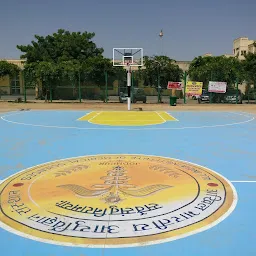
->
[[167, 82, 182, 90], [185, 81, 203, 95], [208, 81, 227, 93]]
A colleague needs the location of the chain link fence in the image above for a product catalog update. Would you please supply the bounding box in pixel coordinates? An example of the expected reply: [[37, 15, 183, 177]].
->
[[0, 70, 255, 105]]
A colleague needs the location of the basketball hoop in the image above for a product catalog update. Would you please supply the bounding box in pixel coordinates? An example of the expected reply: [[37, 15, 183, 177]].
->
[[112, 48, 143, 111]]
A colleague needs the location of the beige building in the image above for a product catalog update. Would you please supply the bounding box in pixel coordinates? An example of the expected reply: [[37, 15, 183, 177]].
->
[[202, 37, 256, 60], [233, 37, 255, 59], [0, 59, 25, 96], [248, 41, 256, 54]]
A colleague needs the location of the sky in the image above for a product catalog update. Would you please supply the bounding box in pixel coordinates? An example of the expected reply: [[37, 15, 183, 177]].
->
[[0, 0, 255, 61]]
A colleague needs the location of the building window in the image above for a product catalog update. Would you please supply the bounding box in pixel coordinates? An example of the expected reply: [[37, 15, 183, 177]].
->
[[241, 50, 247, 56], [11, 74, 20, 95]]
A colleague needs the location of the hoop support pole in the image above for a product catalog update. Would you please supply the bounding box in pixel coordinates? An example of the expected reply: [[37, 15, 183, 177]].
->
[[127, 64, 131, 111]]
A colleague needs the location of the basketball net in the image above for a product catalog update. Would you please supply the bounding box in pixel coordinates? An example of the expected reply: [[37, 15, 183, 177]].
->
[[125, 61, 132, 73]]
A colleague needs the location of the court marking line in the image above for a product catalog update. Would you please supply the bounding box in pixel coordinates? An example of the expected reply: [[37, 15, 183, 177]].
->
[[1, 180, 255, 184], [76, 112, 93, 121], [91, 120, 166, 121], [27, 175, 45, 208], [0, 110, 20, 118], [0, 153, 238, 248], [0, 111, 254, 130], [231, 180, 256, 183], [87, 111, 166, 126], [165, 111, 179, 121], [155, 111, 166, 123], [88, 112, 102, 122]]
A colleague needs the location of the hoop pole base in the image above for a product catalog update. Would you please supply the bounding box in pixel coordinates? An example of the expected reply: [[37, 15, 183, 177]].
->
[[127, 97, 131, 111]]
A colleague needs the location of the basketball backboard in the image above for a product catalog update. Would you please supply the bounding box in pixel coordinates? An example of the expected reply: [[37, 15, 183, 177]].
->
[[113, 48, 143, 67]]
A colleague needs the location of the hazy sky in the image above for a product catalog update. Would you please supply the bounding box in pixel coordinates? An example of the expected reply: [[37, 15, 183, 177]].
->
[[0, 0, 255, 61]]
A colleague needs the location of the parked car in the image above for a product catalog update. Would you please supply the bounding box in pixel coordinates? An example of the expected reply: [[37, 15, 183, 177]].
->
[[119, 89, 147, 103], [119, 92, 128, 103], [223, 90, 242, 104], [133, 88, 147, 103], [192, 95, 200, 100], [198, 90, 210, 103]]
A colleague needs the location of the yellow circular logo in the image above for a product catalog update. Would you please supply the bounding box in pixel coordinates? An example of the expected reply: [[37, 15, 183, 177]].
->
[[0, 155, 237, 247]]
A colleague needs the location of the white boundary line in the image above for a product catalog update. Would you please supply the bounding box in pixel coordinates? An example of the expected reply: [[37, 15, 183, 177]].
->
[[1, 180, 255, 184], [76, 112, 91, 121], [85, 111, 166, 126], [27, 175, 44, 208], [165, 111, 179, 121], [0, 154, 238, 248], [0, 111, 254, 130], [88, 112, 101, 122], [231, 180, 256, 183], [0, 110, 20, 118], [155, 111, 166, 123]]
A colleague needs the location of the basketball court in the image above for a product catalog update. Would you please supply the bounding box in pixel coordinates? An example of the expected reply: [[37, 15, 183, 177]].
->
[[0, 107, 255, 256], [0, 48, 255, 256]]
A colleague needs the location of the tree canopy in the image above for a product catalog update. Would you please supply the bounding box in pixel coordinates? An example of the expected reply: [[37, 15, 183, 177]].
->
[[17, 29, 117, 97], [188, 55, 244, 89], [243, 52, 256, 86], [141, 56, 184, 88], [0, 61, 20, 78], [17, 29, 103, 64]]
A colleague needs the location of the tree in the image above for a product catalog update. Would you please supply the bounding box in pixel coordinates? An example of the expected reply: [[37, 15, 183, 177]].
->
[[17, 29, 103, 64], [141, 56, 183, 88], [17, 29, 116, 100], [243, 51, 256, 88], [188, 55, 244, 89], [0, 61, 20, 78]]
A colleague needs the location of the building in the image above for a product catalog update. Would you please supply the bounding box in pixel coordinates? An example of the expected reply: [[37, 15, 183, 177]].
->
[[0, 59, 25, 96], [202, 37, 256, 60], [233, 37, 255, 60], [248, 41, 256, 54]]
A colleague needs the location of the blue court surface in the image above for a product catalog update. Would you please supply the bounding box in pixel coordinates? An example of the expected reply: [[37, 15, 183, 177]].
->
[[0, 109, 255, 256]]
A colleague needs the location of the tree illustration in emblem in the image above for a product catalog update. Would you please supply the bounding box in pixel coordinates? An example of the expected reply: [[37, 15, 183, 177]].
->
[[58, 166, 171, 204]]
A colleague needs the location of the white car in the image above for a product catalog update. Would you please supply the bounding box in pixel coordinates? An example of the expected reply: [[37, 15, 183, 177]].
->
[[192, 95, 200, 100]]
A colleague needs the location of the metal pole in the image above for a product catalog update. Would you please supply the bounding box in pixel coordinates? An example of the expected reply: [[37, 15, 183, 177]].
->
[[131, 71, 134, 103], [23, 71, 27, 103], [247, 84, 249, 104], [158, 66, 160, 103], [78, 71, 81, 103], [49, 82, 52, 103], [210, 71, 213, 103], [184, 71, 187, 104], [105, 71, 108, 103], [127, 65, 131, 110], [254, 79, 256, 104], [236, 78, 238, 104]]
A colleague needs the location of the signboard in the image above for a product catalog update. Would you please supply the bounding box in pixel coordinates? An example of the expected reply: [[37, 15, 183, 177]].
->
[[208, 81, 227, 93], [167, 82, 182, 90], [185, 81, 203, 96]]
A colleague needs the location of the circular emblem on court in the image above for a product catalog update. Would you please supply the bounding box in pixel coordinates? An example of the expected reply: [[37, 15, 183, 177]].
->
[[0, 155, 237, 247]]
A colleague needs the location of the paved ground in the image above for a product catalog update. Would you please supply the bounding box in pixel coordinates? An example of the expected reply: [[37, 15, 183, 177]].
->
[[0, 108, 255, 255]]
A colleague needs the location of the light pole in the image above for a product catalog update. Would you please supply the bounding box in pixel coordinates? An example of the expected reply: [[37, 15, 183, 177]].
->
[[159, 29, 164, 56]]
